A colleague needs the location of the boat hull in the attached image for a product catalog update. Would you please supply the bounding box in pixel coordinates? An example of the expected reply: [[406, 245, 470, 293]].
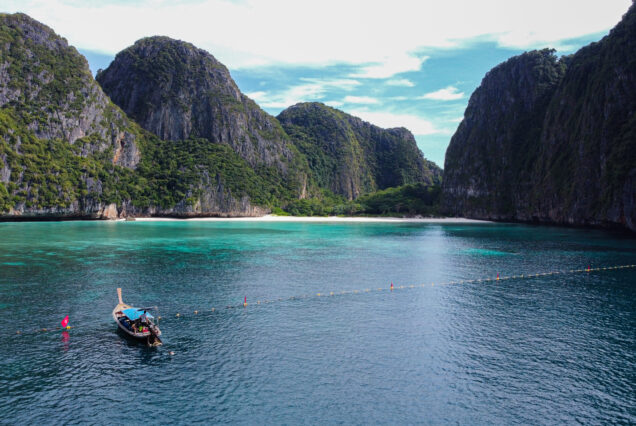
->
[[113, 290, 162, 346]]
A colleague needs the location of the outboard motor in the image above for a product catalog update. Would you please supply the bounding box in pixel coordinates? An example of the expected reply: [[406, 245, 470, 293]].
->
[[147, 322, 162, 346]]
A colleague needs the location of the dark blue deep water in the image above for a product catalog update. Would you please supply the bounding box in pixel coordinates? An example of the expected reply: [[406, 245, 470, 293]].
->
[[0, 221, 634, 424]]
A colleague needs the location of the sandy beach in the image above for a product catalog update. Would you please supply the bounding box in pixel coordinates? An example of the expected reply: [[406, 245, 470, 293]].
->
[[133, 215, 491, 223]]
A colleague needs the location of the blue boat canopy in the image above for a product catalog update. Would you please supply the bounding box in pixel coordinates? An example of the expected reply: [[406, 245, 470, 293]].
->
[[122, 308, 154, 320]]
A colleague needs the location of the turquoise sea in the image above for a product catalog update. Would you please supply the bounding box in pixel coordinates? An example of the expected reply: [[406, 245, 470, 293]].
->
[[0, 220, 634, 424]]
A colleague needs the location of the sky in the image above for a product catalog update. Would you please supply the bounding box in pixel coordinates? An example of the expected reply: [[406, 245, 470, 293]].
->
[[4, 0, 632, 167]]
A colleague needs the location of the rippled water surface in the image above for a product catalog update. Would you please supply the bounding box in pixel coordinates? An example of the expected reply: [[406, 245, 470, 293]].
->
[[0, 221, 635, 424]]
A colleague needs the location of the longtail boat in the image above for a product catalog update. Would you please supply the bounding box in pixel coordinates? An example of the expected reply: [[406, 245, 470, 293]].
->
[[113, 288, 162, 346]]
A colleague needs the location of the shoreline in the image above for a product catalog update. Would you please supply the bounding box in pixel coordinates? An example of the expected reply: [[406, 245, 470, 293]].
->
[[1, 215, 631, 233], [132, 215, 491, 223]]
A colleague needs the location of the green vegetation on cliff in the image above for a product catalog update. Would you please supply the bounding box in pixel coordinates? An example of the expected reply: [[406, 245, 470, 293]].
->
[[357, 184, 442, 216], [278, 102, 442, 200], [0, 12, 150, 215], [1, 13, 443, 218], [0, 15, 304, 216], [0, 108, 306, 214], [280, 183, 442, 217], [135, 137, 303, 209], [0, 107, 142, 212], [96, 35, 311, 206], [0, 13, 90, 120]]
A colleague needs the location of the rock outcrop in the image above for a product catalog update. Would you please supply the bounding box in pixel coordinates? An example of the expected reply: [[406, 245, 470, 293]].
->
[[443, 3, 636, 232], [278, 102, 442, 200], [0, 12, 148, 218], [0, 16, 297, 218], [0, 13, 141, 169], [96, 36, 309, 197], [443, 49, 566, 218]]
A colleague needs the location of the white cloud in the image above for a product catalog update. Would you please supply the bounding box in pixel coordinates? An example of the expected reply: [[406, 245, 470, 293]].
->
[[257, 78, 360, 109], [348, 110, 440, 136], [419, 86, 465, 101], [259, 84, 323, 109], [343, 96, 380, 105], [300, 78, 360, 90], [449, 116, 464, 123], [4, 0, 630, 71], [325, 100, 344, 108], [245, 91, 267, 101], [350, 55, 428, 79], [387, 79, 415, 87]]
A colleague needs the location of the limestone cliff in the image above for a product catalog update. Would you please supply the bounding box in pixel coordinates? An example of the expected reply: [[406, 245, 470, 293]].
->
[[0, 17, 299, 219], [443, 49, 566, 218], [0, 12, 144, 218], [530, 4, 636, 230], [443, 2, 636, 231], [278, 102, 442, 200], [0, 14, 141, 168], [96, 36, 309, 198]]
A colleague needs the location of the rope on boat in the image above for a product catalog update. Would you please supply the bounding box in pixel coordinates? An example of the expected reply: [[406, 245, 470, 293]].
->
[[10, 263, 636, 336]]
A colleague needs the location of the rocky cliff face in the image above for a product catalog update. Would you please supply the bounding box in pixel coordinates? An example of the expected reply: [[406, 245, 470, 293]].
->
[[531, 4, 636, 230], [0, 12, 145, 218], [96, 36, 309, 197], [0, 17, 304, 219], [278, 102, 442, 200], [0, 13, 141, 168], [443, 3, 636, 231], [443, 49, 566, 218]]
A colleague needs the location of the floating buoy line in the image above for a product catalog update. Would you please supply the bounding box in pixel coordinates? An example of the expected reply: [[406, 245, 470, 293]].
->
[[10, 264, 636, 337]]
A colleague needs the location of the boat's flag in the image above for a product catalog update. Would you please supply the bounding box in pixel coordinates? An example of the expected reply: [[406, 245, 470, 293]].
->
[[61, 315, 69, 328]]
